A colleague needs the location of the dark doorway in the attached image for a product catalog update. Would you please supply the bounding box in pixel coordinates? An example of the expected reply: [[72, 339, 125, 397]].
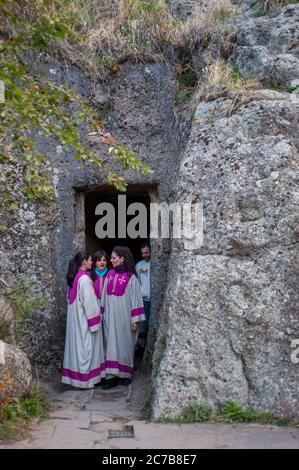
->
[[85, 188, 151, 263]]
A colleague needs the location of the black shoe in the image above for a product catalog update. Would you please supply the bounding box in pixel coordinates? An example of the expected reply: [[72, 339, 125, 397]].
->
[[95, 379, 104, 387], [101, 378, 119, 389], [120, 378, 131, 386]]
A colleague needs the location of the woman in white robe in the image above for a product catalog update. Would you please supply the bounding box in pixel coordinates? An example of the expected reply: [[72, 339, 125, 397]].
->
[[62, 252, 105, 389], [91, 250, 109, 302], [101, 246, 145, 389]]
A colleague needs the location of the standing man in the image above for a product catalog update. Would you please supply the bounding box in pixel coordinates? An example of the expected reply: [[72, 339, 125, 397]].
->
[[136, 243, 151, 340]]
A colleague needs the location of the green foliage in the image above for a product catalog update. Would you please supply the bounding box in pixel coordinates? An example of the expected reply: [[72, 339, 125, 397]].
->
[[221, 401, 274, 424], [0, 0, 153, 210], [0, 383, 51, 441], [159, 403, 213, 424], [269, 79, 280, 89], [255, 10, 268, 16], [275, 418, 292, 427], [142, 397, 152, 420], [158, 400, 292, 425], [177, 64, 198, 88], [287, 82, 299, 94], [176, 89, 192, 104], [182, 403, 213, 423]]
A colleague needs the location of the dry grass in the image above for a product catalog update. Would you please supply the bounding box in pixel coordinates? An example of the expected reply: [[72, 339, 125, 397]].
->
[[177, 0, 238, 39], [201, 59, 259, 91], [1, 0, 242, 77], [196, 59, 261, 111], [50, 0, 240, 76], [55, 0, 177, 69]]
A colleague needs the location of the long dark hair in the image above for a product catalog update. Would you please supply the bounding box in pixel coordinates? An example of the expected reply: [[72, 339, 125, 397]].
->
[[112, 246, 136, 276], [91, 250, 109, 281], [66, 251, 91, 288]]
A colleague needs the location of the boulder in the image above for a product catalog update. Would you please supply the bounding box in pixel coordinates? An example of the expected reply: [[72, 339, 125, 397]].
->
[[0, 340, 32, 398]]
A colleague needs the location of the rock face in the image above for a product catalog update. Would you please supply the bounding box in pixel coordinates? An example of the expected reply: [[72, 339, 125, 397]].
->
[[150, 2, 299, 421], [152, 88, 299, 419], [234, 4, 299, 88], [0, 341, 32, 397], [166, 0, 216, 19]]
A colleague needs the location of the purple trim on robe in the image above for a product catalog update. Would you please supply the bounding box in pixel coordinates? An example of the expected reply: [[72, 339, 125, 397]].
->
[[93, 274, 107, 300], [62, 364, 105, 381], [87, 315, 101, 328], [104, 360, 134, 374], [131, 306, 145, 318], [100, 306, 105, 315], [68, 270, 89, 305], [106, 269, 133, 297]]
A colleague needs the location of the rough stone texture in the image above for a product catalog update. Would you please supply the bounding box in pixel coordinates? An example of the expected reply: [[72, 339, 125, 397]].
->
[[166, 1, 217, 19], [233, 5, 299, 87], [0, 340, 32, 397], [152, 91, 299, 419], [0, 57, 190, 374]]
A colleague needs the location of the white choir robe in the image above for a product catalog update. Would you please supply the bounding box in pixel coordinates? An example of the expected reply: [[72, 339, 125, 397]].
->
[[101, 270, 145, 379], [62, 273, 105, 388]]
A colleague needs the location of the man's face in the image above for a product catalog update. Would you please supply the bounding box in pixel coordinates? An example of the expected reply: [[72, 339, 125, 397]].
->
[[141, 247, 151, 261]]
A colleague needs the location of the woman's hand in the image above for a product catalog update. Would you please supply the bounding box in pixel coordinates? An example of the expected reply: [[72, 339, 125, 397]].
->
[[131, 323, 138, 333]]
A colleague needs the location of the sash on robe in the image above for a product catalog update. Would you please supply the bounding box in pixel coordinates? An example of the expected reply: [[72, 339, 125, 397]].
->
[[68, 269, 89, 304]]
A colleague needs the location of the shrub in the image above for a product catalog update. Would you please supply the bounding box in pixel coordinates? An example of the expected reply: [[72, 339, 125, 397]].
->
[[0, 382, 51, 441], [222, 401, 274, 424]]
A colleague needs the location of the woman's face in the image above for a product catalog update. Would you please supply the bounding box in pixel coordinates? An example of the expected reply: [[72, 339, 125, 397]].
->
[[111, 252, 124, 269], [96, 256, 107, 270], [81, 256, 92, 271]]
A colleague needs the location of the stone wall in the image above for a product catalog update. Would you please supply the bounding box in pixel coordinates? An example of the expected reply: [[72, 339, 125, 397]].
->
[[151, 4, 299, 420]]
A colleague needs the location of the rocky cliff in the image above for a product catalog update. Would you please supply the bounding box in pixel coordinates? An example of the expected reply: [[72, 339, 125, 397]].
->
[[152, 3, 299, 419]]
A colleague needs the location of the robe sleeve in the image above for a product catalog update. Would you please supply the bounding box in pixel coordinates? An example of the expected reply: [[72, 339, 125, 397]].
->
[[79, 275, 101, 332], [129, 275, 146, 325], [100, 277, 108, 317]]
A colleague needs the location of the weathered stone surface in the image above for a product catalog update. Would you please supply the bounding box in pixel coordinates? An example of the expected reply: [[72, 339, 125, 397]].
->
[[233, 4, 299, 87], [152, 93, 299, 419], [166, 0, 211, 19], [0, 340, 32, 397], [235, 46, 299, 87], [235, 5, 299, 56]]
